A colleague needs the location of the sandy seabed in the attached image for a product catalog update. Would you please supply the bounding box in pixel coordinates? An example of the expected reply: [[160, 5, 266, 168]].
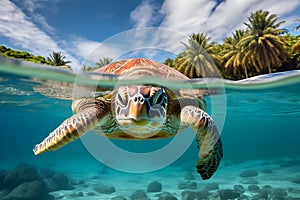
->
[[46, 157, 300, 200]]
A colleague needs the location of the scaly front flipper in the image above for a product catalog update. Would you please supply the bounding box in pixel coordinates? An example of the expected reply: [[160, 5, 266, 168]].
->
[[181, 106, 223, 180], [33, 99, 109, 155]]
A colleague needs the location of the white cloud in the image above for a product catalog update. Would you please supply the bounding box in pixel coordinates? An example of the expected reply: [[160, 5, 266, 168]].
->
[[18, 0, 48, 13], [32, 13, 56, 34], [160, 0, 217, 31], [131, 0, 300, 42], [70, 28, 188, 65], [17, 0, 56, 34], [130, 0, 158, 28], [126, 0, 300, 61], [0, 1, 80, 69], [0, 1, 57, 54], [205, 0, 300, 40], [69, 36, 122, 67]]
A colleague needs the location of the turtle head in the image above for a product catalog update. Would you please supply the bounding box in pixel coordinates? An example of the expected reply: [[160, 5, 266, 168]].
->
[[115, 85, 168, 138]]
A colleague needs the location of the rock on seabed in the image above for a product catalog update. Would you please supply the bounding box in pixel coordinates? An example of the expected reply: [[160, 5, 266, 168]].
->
[[147, 181, 162, 192], [95, 185, 116, 194], [239, 170, 259, 178], [4, 180, 54, 200]]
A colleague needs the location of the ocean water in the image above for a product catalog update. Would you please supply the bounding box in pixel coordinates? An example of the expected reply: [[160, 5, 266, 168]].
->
[[1, 59, 300, 199]]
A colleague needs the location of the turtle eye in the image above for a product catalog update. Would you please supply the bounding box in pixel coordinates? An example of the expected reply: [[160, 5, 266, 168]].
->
[[116, 87, 128, 106], [152, 89, 166, 105]]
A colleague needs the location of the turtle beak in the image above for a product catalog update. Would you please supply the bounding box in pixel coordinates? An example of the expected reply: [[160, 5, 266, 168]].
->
[[127, 94, 149, 125]]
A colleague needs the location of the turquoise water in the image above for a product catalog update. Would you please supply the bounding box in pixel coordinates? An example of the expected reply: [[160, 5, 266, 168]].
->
[[1, 59, 300, 199]]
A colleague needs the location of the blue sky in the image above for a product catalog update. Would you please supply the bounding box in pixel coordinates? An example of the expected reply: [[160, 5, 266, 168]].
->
[[0, 0, 299, 70]]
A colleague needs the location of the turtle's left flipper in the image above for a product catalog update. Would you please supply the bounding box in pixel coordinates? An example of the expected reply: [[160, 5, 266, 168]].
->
[[181, 106, 223, 180], [33, 103, 107, 155]]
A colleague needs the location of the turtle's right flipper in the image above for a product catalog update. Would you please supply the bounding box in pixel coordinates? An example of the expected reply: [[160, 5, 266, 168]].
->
[[33, 107, 103, 155]]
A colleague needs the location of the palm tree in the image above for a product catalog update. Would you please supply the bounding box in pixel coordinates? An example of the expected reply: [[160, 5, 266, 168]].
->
[[175, 33, 219, 78], [96, 57, 113, 68], [82, 57, 112, 71], [292, 19, 300, 52], [164, 58, 175, 68], [222, 29, 249, 79], [291, 40, 300, 53], [281, 34, 300, 70], [239, 10, 288, 74], [47, 51, 71, 66]]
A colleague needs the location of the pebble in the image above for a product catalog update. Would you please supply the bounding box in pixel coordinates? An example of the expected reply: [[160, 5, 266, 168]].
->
[[219, 189, 240, 200], [178, 181, 197, 190], [248, 184, 260, 192], [95, 185, 116, 194], [112, 195, 127, 200], [239, 170, 258, 177], [251, 191, 269, 200], [76, 191, 84, 197], [261, 185, 273, 194], [70, 191, 84, 197], [52, 173, 69, 186], [87, 192, 95, 196], [147, 181, 162, 192], [47, 173, 73, 192], [156, 191, 178, 200], [234, 185, 245, 193], [272, 188, 288, 197], [130, 189, 149, 200]]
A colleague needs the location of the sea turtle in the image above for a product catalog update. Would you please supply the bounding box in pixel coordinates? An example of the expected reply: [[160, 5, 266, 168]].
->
[[33, 58, 223, 180]]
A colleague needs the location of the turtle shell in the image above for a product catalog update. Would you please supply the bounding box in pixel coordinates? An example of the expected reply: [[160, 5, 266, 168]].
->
[[34, 58, 209, 100], [95, 58, 189, 80]]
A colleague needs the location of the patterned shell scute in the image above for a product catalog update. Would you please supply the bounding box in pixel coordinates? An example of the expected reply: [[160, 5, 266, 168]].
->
[[95, 58, 189, 80]]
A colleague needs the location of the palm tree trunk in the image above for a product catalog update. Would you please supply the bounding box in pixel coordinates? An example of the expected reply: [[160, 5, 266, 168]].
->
[[244, 65, 248, 78], [268, 65, 271, 74]]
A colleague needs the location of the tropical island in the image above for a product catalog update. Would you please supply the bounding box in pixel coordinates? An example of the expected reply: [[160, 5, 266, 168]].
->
[[1, 10, 299, 80]]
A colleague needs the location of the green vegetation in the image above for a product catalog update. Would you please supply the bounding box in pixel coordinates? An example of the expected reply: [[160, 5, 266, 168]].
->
[[240, 10, 287, 75], [1, 10, 299, 80], [82, 57, 113, 71], [0, 45, 51, 65], [47, 51, 71, 67], [222, 29, 248, 79], [165, 10, 300, 80], [0, 46, 72, 69], [174, 33, 220, 78]]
